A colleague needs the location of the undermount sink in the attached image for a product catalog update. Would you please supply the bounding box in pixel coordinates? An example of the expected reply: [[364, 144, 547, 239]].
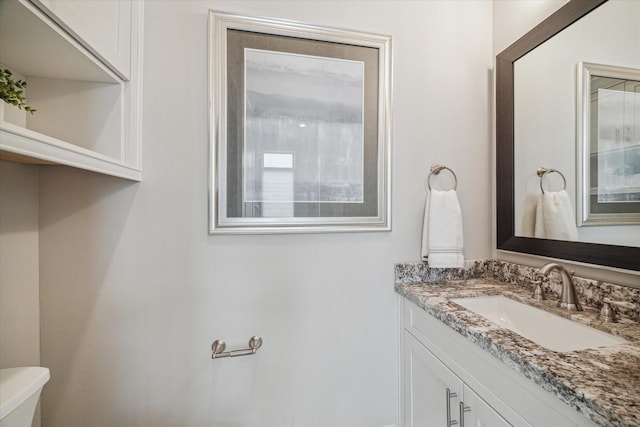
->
[[451, 295, 627, 352]]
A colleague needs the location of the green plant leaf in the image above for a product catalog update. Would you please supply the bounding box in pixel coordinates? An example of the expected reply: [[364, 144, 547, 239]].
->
[[0, 64, 36, 114]]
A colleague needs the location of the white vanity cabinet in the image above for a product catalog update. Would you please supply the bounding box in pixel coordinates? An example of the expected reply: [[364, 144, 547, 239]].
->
[[29, 0, 132, 80], [400, 298, 600, 427], [404, 332, 511, 427], [0, 0, 143, 181]]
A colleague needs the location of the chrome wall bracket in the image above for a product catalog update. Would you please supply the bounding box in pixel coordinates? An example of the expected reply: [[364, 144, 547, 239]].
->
[[211, 336, 263, 359]]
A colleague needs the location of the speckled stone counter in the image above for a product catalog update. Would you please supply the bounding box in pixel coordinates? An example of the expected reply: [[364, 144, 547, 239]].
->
[[395, 260, 640, 427]]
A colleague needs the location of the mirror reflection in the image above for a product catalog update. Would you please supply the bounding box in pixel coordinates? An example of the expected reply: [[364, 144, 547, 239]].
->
[[513, 0, 640, 247], [578, 62, 640, 227]]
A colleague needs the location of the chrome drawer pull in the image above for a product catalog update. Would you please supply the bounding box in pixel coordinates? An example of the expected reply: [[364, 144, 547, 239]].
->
[[446, 388, 458, 426], [459, 402, 471, 427]]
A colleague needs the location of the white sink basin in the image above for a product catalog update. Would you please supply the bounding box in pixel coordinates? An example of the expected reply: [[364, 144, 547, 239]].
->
[[451, 295, 627, 352]]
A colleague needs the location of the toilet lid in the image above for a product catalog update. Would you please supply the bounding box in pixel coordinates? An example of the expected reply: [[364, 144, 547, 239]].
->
[[0, 367, 50, 419]]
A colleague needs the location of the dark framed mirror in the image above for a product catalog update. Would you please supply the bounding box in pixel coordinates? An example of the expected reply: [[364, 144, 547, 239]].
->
[[496, 0, 640, 271]]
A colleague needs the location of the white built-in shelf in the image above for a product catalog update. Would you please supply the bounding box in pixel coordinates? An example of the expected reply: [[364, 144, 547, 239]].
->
[[30, 0, 133, 80], [0, 0, 142, 181]]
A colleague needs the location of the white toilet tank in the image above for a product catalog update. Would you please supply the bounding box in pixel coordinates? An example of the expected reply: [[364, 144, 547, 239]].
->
[[0, 367, 50, 427]]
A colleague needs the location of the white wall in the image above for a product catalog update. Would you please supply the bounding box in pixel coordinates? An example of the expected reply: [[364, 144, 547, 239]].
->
[[36, 1, 492, 426], [0, 161, 40, 369], [0, 161, 41, 427], [492, 0, 568, 55]]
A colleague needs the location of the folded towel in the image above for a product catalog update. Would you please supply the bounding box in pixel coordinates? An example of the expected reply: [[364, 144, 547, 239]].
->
[[534, 190, 578, 240], [421, 189, 464, 268]]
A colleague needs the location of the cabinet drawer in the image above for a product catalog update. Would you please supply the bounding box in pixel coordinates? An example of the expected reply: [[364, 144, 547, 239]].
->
[[403, 299, 442, 346]]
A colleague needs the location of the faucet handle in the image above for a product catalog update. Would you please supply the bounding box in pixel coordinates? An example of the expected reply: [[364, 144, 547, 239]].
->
[[598, 302, 617, 323], [532, 280, 545, 301], [604, 298, 637, 310], [598, 299, 637, 323]]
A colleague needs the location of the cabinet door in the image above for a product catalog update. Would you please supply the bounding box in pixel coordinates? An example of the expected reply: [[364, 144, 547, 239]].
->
[[29, 0, 132, 79], [404, 332, 463, 427], [462, 384, 512, 427]]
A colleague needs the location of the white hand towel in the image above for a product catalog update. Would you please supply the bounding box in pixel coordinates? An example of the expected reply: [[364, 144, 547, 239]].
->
[[542, 190, 579, 241], [534, 195, 546, 238], [420, 189, 464, 268], [533, 190, 578, 240], [521, 193, 539, 237], [420, 192, 431, 261]]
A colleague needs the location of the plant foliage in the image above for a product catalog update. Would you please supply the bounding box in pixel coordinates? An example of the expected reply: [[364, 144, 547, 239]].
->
[[0, 65, 36, 114]]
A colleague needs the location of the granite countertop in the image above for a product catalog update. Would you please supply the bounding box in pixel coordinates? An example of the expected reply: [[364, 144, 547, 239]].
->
[[396, 278, 640, 427]]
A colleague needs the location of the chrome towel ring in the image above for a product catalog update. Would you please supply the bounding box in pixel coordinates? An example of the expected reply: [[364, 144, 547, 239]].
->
[[427, 164, 458, 191], [537, 167, 566, 193]]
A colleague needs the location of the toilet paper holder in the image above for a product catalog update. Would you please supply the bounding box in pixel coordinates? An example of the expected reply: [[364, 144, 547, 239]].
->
[[211, 336, 263, 359]]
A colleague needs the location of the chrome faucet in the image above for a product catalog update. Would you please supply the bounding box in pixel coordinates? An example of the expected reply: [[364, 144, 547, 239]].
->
[[539, 263, 582, 311]]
